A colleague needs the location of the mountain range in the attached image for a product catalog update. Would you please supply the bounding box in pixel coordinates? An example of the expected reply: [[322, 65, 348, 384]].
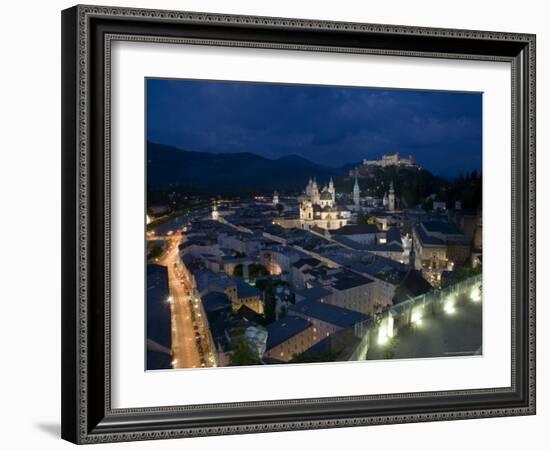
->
[[147, 142, 355, 193]]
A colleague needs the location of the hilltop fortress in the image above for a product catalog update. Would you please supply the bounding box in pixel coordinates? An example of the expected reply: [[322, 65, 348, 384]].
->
[[362, 153, 419, 168], [350, 153, 420, 178]]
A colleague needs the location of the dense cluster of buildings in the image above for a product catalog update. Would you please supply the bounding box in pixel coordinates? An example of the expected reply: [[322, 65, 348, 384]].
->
[[170, 215, 387, 365], [147, 157, 482, 368], [274, 166, 401, 232]]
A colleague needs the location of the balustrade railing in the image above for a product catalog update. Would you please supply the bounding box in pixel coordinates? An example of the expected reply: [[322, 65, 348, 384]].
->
[[349, 274, 482, 361]]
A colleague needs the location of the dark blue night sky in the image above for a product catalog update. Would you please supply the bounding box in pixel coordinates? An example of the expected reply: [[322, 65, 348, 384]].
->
[[147, 78, 482, 178]]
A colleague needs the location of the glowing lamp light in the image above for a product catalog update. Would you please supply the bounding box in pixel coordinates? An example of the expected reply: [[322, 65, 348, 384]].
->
[[470, 286, 481, 303], [171, 359, 178, 367], [166, 296, 174, 305], [411, 311, 423, 326], [443, 298, 456, 315], [377, 326, 389, 346]]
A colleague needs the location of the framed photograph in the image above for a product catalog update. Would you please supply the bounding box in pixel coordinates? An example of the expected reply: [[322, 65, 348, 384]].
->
[[61, 5, 536, 444]]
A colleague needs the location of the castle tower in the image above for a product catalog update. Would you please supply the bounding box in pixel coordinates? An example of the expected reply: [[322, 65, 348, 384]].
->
[[353, 174, 360, 207], [211, 202, 219, 221], [273, 190, 279, 205], [388, 181, 396, 211]]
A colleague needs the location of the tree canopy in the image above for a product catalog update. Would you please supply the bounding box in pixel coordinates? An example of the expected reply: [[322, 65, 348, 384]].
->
[[230, 335, 261, 366], [335, 166, 482, 211]]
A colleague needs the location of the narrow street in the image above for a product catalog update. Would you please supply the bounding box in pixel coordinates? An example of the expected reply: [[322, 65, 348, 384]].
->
[[154, 230, 213, 369]]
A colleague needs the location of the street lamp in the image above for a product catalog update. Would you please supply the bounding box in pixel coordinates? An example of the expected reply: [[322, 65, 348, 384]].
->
[[443, 296, 456, 315], [470, 285, 481, 303], [377, 332, 389, 346], [411, 309, 423, 327]]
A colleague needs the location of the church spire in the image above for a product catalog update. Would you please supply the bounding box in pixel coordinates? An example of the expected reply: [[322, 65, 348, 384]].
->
[[328, 177, 335, 203], [353, 173, 360, 207], [388, 180, 395, 211], [211, 201, 219, 221]]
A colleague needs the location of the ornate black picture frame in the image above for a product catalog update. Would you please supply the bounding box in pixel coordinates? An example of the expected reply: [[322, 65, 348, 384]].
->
[[61, 5, 536, 444]]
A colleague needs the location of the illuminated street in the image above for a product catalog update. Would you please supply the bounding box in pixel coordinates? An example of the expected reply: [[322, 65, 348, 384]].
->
[[155, 231, 211, 369]]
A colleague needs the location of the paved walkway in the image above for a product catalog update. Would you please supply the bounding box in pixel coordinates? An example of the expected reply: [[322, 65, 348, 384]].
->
[[367, 297, 482, 360]]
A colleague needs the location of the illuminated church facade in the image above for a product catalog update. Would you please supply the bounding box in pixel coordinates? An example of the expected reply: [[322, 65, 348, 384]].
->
[[298, 177, 351, 230]]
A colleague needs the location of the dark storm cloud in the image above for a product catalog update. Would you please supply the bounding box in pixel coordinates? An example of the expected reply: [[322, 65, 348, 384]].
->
[[146, 78, 482, 177]]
